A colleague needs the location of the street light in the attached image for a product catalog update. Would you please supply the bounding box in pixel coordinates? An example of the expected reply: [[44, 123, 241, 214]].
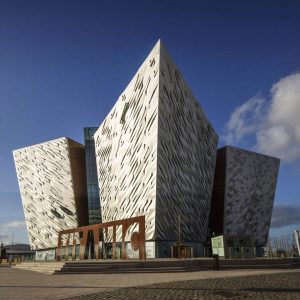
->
[[177, 213, 181, 245]]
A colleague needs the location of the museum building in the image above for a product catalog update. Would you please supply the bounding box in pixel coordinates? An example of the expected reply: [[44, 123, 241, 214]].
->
[[13, 40, 280, 259]]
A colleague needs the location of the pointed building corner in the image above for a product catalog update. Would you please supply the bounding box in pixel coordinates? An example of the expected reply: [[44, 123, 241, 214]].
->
[[155, 38, 162, 47], [155, 39, 219, 246], [153, 38, 168, 60], [156, 38, 170, 59]]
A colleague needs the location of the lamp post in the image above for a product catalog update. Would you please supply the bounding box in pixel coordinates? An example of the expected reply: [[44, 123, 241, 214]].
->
[[11, 232, 14, 250], [177, 213, 181, 245], [294, 230, 300, 257], [176, 213, 182, 260]]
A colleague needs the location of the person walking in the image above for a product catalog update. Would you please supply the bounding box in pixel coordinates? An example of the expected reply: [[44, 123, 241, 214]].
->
[[0, 243, 4, 264]]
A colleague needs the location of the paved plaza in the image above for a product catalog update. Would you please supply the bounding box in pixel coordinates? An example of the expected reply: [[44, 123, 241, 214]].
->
[[65, 271, 300, 299], [0, 266, 300, 299]]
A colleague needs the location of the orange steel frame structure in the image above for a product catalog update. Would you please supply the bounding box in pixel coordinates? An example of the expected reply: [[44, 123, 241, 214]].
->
[[56, 216, 146, 261]]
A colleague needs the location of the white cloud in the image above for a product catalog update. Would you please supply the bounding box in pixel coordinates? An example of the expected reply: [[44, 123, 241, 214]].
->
[[222, 95, 265, 144], [222, 72, 300, 163], [257, 73, 300, 162], [271, 204, 300, 228], [3, 220, 26, 228]]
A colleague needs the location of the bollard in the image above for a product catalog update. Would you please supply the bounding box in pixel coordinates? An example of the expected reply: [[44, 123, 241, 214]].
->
[[212, 254, 220, 270]]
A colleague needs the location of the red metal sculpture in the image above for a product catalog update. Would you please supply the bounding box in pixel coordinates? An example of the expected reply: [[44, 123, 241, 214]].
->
[[56, 216, 146, 261]]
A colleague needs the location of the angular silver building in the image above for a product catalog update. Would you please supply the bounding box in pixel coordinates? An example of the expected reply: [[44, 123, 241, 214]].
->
[[94, 40, 218, 257], [12, 41, 282, 260], [208, 146, 280, 247], [13, 137, 89, 251]]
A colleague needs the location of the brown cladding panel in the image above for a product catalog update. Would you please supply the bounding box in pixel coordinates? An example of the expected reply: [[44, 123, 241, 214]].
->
[[68, 139, 89, 226], [208, 147, 227, 238]]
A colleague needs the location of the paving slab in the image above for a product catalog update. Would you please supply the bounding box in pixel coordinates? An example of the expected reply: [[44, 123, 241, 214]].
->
[[0, 267, 299, 299], [64, 271, 300, 299]]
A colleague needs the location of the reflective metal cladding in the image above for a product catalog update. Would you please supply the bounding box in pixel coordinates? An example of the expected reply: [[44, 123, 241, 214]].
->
[[94, 40, 219, 246], [13, 138, 89, 250], [13, 40, 280, 256], [208, 146, 280, 247]]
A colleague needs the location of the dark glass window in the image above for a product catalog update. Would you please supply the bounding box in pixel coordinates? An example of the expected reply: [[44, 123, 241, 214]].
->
[[84, 127, 102, 224]]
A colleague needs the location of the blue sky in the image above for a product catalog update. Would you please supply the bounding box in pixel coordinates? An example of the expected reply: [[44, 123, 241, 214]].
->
[[0, 0, 300, 245]]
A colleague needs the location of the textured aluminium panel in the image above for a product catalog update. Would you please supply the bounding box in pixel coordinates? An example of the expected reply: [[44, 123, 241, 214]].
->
[[156, 44, 218, 242], [95, 42, 160, 241], [224, 146, 280, 246], [210, 146, 280, 247], [95, 40, 218, 243], [13, 137, 88, 250]]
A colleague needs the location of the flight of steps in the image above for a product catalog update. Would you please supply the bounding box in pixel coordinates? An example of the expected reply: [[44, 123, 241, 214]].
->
[[54, 260, 211, 274], [54, 258, 300, 274], [12, 261, 64, 274], [220, 258, 300, 269], [11, 258, 300, 275]]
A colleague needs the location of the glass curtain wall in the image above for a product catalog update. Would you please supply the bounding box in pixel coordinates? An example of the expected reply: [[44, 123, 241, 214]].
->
[[84, 127, 101, 224]]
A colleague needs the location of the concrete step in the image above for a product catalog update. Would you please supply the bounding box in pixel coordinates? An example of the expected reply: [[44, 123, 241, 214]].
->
[[12, 262, 64, 274], [221, 262, 300, 269], [65, 262, 209, 267], [54, 258, 300, 275], [55, 259, 210, 274], [54, 266, 207, 274], [63, 261, 211, 268], [13, 263, 61, 266], [220, 258, 300, 265]]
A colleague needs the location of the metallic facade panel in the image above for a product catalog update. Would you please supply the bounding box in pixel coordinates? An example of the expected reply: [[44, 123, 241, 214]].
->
[[224, 146, 280, 246], [210, 146, 280, 247], [156, 44, 218, 242], [95, 40, 218, 243], [95, 41, 160, 241], [13, 137, 88, 250]]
